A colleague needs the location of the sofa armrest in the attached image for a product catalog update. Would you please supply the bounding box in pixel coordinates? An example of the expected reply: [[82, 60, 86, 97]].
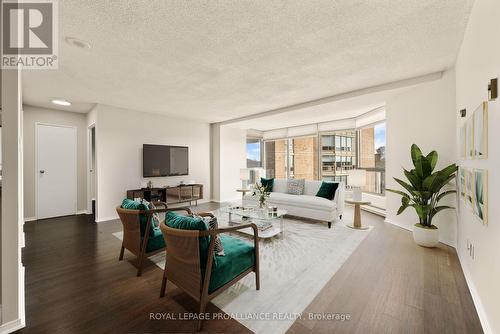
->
[[335, 182, 345, 217]]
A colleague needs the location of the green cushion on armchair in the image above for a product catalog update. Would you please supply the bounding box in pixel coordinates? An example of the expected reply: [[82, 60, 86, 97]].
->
[[164, 212, 255, 294], [121, 198, 165, 252], [146, 226, 166, 252], [208, 235, 255, 293], [165, 211, 211, 268], [121, 198, 151, 237]]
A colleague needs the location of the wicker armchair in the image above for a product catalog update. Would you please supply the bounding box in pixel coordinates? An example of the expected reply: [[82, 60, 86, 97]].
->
[[116, 201, 169, 276], [159, 207, 260, 331]]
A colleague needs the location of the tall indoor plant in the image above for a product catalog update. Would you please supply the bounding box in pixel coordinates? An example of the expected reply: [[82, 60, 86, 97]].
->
[[387, 144, 458, 247]]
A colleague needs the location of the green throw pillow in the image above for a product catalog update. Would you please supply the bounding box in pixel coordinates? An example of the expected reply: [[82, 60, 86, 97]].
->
[[121, 198, 153, 237], [315, 182, 339, 200], [260, 177, 274, 192]]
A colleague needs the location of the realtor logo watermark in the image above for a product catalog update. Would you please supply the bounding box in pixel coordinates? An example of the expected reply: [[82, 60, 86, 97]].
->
[[1, 0, 58, 69]]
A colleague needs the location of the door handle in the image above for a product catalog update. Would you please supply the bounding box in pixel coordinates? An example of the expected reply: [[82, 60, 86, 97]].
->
[[39, 170, 45, 174]]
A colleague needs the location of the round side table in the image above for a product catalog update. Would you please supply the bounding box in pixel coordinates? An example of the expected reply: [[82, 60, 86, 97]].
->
[[236, 188, 251, 199], [345, 200, 371, 230]]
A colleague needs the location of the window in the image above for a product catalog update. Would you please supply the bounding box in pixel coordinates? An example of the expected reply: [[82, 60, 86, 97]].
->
[[261, 122, 386, 196], [264, 139, 287, 179], [358, 122, 386, 194], [264, 137, 318, 180], [289, 136, 318, 180], [320, 130, 356, 182], [246, 138, 262, 168]]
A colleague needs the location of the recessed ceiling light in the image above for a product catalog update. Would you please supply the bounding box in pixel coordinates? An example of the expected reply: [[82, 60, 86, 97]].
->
[[65, 36, 91, 49], [52, 99, 72, 106]]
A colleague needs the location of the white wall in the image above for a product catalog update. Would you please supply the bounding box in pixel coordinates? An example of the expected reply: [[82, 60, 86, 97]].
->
[[211, 124, 247, 202], [385, 69, 458, 246], [455, 1, 500, 332], [23, 106, 88, 219], [1, 69, 25, 331], [93, 104, 211, 222], [220, 125, 247, 202], [210, 124, 221, 201]]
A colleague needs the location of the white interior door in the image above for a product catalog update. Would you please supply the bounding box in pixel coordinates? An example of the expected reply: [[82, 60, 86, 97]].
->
[[36, 124, 77, 219]]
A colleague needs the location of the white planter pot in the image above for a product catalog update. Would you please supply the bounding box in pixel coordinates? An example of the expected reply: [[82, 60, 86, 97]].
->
[[412, 224, 439, 247]]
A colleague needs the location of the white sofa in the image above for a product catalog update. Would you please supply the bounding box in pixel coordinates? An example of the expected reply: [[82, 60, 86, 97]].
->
[[243, 179, 345, 228]]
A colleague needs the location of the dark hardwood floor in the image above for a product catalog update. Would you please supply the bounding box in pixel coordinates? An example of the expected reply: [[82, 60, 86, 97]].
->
[[20, 202, 482, 333]]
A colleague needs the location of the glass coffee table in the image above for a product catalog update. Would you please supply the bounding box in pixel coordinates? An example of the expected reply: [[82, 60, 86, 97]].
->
[[218, 206, 286, 239]]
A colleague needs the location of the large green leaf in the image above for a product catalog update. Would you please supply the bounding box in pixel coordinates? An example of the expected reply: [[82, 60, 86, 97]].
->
[[414, 205, 431, 220], [415, 156, 432, 179], [440, 164, 458, 178], [386, 189, 411, 199], [436, 190, 456, 202], [397, 204, 409, 215], [393, 177, 416, 195], [411, 144, 423, 167], [430, 205, 454, 218], [429, 170, 457, 193], [414, 190, 432, 201], [404, 169, 421, 190], [426, 151, 438, 171], [422, 173, 438, 190]]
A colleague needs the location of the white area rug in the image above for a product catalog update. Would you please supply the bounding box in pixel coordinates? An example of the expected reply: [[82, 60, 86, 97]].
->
[[113, 209, 371, 334]]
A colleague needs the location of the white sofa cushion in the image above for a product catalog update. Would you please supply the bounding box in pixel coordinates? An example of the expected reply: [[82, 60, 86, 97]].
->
[[272, 179, 287, 193], [246, 178, 345, 222], [245, 192, 337, 211], [269, 193, 336, 210], [303, 180, 322, 196]]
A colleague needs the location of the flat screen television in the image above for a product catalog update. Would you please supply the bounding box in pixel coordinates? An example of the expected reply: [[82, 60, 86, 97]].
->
[[143, 144, 189, 177]]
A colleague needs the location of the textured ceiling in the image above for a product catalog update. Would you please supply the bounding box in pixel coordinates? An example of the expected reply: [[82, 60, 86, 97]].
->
[[23, 0, 474, 121]]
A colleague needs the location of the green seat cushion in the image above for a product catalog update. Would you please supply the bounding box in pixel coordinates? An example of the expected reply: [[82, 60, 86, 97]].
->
[[208, 235, 255, 293], [261, 177, 274, 192], [165, 211, 210, 267], [145, 226, 166, 252], [315, 181, 339, 200], [121, 198, 152, 237]]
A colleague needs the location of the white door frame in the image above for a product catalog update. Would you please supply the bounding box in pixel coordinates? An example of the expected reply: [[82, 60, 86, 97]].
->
[[87, 123, 97, 217], [35, 122, 78, 220]]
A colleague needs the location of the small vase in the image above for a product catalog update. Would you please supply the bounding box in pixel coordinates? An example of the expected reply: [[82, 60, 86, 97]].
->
[[259, 200, 266, 209]]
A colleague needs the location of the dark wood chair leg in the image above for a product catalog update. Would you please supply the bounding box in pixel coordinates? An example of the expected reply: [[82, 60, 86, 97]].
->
[[255, 271, 260, 290], [328, 221, 332, 228], [137, 251, 145, 277], [160, 273, 167, 298], [197, 300, 207, 331], [119, 245, 125, 261]]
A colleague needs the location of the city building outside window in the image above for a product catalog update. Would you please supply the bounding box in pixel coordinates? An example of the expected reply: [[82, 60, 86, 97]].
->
[[259, 121, 386, 195]]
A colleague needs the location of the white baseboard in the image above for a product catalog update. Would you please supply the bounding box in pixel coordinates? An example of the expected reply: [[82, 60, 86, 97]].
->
[[25, 210, 88, 222], [96, 216, 118, 223], [383, 218, 455, 248], [210, 198, 240, 204], [457, 252, 491, 334], [361, 205, 386, 217], [0, 318, 25, 334]]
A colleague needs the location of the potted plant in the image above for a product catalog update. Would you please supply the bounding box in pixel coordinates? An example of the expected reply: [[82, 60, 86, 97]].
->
[[252, 182, 270, 209], [387, 144, 457, 247]]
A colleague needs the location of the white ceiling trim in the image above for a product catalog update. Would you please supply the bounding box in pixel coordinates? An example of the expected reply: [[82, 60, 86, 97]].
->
[[216, 71, 442, 126], [261, 105, 385, 139]]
